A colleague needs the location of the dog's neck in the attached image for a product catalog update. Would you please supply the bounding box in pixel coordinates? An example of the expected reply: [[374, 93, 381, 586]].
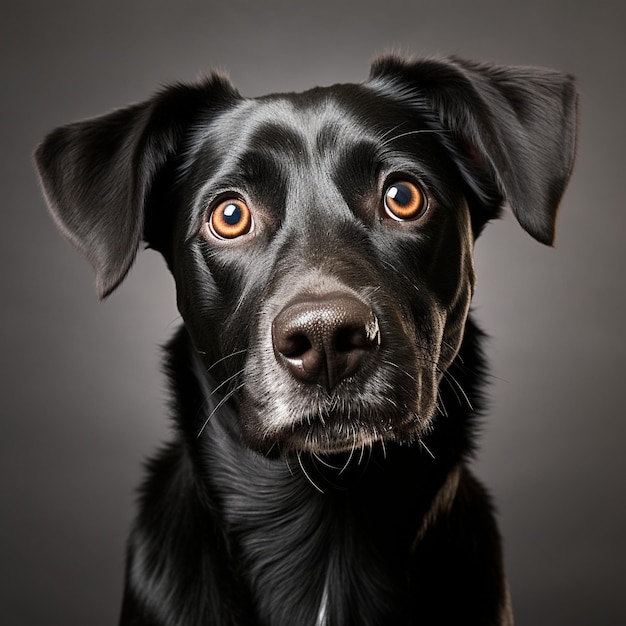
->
[[201, 413, 451, 626], [169, 320, 485, 625]]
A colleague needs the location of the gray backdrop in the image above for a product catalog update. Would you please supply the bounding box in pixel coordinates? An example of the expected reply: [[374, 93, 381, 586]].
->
[[2, 0, 624, 624]]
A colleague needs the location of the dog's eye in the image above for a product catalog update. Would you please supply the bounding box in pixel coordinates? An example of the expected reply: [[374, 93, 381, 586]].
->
[[383, 181, 427, 221], [209, 198, 253, 239]]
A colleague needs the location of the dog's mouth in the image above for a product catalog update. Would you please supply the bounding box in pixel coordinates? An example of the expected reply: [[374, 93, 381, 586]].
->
[[261, 408, 426, 457], [238, 345, 439, 456]]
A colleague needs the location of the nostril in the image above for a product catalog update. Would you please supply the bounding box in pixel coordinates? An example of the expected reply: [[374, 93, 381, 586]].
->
[[335, 324, 379, 353], [277, 333, 312, 359]]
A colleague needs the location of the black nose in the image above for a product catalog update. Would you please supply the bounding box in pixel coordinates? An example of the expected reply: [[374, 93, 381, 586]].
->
[[272, 292, 380, 389]]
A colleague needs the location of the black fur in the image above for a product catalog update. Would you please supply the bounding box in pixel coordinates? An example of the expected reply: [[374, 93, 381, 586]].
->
[[35, 56, 577, 625]]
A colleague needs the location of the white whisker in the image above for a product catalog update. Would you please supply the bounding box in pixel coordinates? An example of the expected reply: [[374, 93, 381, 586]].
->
[[444, 370, 473, 411], [419, 439, 436, 459], [297, 452, 324, 494], [207, 349, 248, 373], [197, 382, 245, 438], [380, 128, 451, 148]]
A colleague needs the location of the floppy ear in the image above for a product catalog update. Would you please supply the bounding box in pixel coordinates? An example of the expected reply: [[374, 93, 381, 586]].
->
[[35, 74, 239, 299], [369, 56, 578, 245]]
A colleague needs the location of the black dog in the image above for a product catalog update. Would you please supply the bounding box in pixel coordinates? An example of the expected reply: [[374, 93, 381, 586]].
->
[[36, 55, 577, 625]]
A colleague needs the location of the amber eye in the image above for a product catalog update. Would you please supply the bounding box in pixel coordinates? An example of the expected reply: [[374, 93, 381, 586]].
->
[[383, 180, 426, 221], [209, 198, 253, 239]]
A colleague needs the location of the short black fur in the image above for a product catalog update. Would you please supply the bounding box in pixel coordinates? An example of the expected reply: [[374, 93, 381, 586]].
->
[[35, 55, 578, 625]]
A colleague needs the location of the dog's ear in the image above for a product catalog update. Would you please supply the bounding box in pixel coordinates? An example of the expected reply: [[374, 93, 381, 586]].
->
[[369, 56, 578, 245], [35, 74, 239, 299]]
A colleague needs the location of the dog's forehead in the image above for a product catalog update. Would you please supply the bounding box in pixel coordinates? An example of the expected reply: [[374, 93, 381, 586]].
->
[[251, 88, 362, 136], [193, 83, 425, 162]]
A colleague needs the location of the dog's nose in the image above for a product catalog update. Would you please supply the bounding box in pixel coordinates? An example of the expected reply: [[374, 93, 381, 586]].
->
[[272, 292, 380, 390]]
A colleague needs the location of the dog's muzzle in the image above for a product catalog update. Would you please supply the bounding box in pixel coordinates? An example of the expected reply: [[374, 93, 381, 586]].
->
[[272, 291, 380, 390]]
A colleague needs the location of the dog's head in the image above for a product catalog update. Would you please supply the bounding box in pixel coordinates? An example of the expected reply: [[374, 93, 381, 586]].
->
[[35, 56, 577, 456]]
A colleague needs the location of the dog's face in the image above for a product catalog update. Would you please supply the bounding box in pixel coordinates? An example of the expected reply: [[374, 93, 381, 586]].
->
[[35, 56, 577, 457], [174, 86, 477, 454]]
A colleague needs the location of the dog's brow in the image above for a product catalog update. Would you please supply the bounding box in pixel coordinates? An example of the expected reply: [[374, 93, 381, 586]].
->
[[248, 122, 308, 162], [315, 120, 356, 157]]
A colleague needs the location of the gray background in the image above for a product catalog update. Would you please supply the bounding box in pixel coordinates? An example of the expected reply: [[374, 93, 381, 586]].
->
[[2, 0, 624, 624]]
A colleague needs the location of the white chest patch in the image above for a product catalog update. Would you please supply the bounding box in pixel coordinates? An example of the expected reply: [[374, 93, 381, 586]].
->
[[315, 577, 329, 626]]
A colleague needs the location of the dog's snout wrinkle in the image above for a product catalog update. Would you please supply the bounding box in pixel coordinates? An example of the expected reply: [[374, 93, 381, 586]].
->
[[272, 292, 380, 390]]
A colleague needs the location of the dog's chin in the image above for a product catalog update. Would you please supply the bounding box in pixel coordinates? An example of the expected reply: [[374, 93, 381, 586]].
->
[[244, 411, 431, 459]]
